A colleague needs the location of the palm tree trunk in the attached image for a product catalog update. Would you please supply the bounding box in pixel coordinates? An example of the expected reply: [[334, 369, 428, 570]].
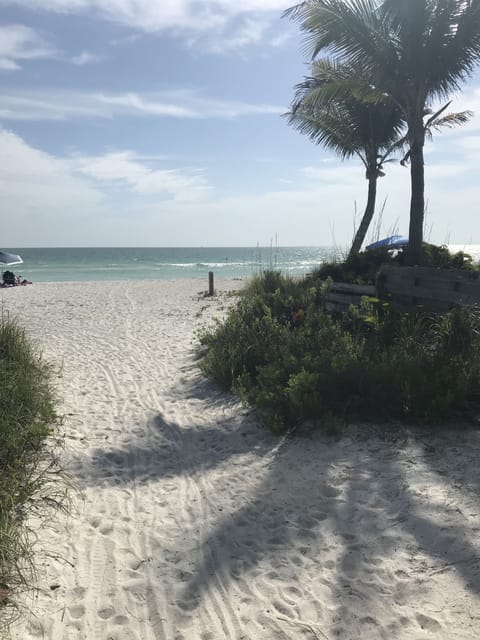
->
[[407, 122, 425, 265], [348, 173, 377, 258]]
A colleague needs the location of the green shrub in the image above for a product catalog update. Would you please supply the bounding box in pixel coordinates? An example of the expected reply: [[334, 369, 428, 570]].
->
[[0, 314, 63, 630], [309, 242, 478, 286], [310, 247, 394, 284], [199, 271, 480, 431], [199, 271, 316, 391], [396, 243, 477, 270]]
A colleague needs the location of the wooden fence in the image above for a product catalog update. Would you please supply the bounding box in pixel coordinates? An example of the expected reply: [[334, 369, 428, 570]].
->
[[377, 265, 480, 312], [323, 266, 480, 312], [324, 281, 376, 311]]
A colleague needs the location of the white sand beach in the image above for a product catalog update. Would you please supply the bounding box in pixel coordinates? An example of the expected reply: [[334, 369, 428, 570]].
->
[[2, 279, 480, 640]]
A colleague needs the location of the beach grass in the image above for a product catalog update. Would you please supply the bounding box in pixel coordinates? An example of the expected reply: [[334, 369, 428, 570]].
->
[[0, 313, 64, 633]]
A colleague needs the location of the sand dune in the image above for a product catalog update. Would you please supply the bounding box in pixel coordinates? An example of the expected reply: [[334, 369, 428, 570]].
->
[[3, 279, 480, 640]]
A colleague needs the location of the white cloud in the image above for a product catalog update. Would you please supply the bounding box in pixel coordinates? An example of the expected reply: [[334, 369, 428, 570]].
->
[[74, 151, 212, 201], [71, 50, 103, 65], [0, 128, 106, 242], [0, 89, 285, 120], [0, 1, 293, 52], [0, 129, 215, 244], [2, 125, 480, 247], [98, 93, 199, 118], [449, 86, 480, 115], [0, 129, 212, 211], [203, 16, 268, 53], [269, 30, 293, 48], [0, 24, 55, 70], [0, 0, 291, 26], [0, 129, 98, 197], [300, 163, 363, 184], [455, 134, 480, 153]]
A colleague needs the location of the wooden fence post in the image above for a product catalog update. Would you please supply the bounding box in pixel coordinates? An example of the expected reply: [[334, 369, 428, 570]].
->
[[208, 271, 214, 296]]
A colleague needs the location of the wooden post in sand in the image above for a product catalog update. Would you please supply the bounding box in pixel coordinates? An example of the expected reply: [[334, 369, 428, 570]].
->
[[208, 271, 214, 296]]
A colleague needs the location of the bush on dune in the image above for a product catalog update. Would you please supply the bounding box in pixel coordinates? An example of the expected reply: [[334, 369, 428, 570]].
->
[[199, 266, 480, 432], [0, 314, 63, 629], [309, 242, 477, 286]]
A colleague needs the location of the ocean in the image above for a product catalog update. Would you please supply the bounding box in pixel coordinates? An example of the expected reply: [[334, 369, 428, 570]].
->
[[3, 245, 479, 283], [2, 246, 344, 283]]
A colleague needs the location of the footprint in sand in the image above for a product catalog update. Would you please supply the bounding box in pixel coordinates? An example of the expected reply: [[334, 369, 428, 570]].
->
[[68, 604, 85, 619], [400, 616, 412, 627], [395, 569, 409, 579], [342, 533, 356, 542], [323, 485, 341, 498], [286, 586, 303, 599], [416, 613, 441, 632], [291, 555, 304, 567], [100, 523, 114, 536], [272, 599, 291, 617], [26, 620, 44, 638], [297, 528, 316, 542], [98, 607, 114, 620]]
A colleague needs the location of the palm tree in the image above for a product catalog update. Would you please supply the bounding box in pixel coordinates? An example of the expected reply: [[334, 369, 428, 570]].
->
[[287, 59, 405, 257], [286, 0, 480, 263]]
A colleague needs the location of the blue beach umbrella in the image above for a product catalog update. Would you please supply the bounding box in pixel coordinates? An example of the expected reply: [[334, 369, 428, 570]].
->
[[0, 251, 23, 267], [365, 235, 408, 251], [0, 251, 23, 266]]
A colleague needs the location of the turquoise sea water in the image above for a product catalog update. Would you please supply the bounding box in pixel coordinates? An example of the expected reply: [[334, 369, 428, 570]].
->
[[4, 245, 480, 283], [2, 247, 344, 283]]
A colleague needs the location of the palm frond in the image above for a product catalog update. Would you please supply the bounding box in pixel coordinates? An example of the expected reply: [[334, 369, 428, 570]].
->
[[287, 55, 405, 171], [287, 0, 480, 115], [288, 107, 364, 161], [424, 100, 453, 128], [429, 109, 473, 130], [286, 0, 395, 73]]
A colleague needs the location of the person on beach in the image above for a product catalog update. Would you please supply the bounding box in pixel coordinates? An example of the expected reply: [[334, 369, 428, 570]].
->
[[2, 270, 16, 286], [1, 271, 32, 286]]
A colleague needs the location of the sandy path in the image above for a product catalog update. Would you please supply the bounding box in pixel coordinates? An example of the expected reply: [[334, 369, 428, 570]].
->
[[2, 279, 480, 640]]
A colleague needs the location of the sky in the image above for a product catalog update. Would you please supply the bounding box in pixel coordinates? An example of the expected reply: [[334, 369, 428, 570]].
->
[[1, 0, 480, 248]]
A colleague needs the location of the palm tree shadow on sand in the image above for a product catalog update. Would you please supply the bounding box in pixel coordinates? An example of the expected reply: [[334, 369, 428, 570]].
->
[[176, 426, 480, 636], [81, 374, 480, 636]]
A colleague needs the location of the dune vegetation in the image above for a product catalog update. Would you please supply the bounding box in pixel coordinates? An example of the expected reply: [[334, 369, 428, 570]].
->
[[0, 314, 64, 633], [199, 252, 480, 431]]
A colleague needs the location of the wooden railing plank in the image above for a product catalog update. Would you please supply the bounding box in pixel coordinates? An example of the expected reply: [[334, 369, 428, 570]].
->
[[329, 282, 376, 296], [324, 292, 364, 305], [378, 265, 480, 311]]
